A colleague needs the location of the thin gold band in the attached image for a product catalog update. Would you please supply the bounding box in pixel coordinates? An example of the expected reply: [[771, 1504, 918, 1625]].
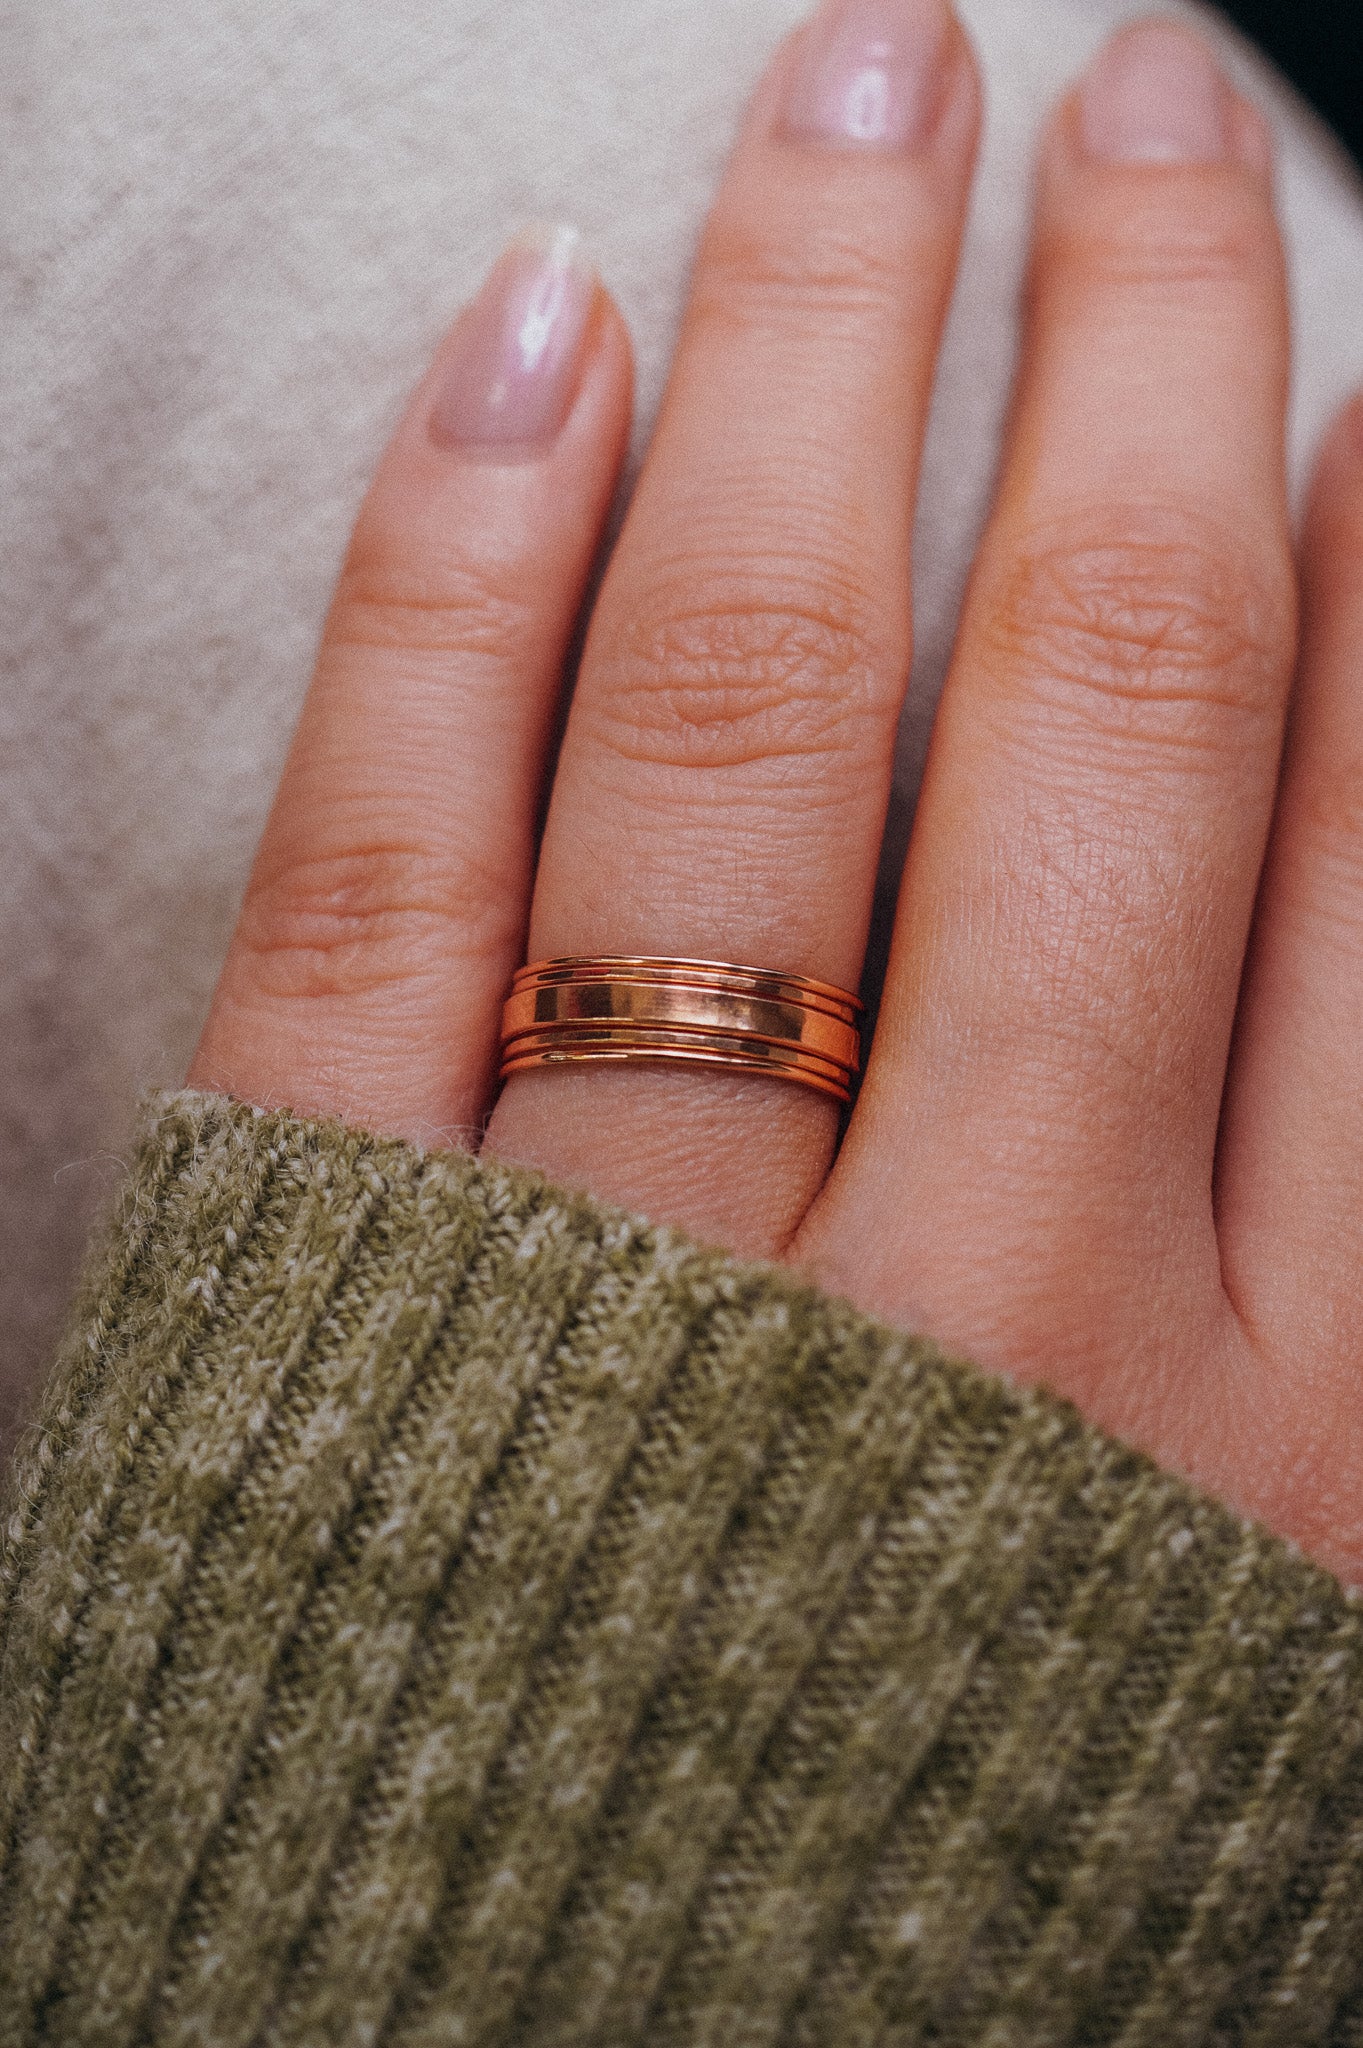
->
[[499, 955, 863, 1103]]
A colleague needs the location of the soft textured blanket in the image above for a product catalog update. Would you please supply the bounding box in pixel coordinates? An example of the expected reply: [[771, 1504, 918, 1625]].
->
[[3, 0, 1362, 1431]]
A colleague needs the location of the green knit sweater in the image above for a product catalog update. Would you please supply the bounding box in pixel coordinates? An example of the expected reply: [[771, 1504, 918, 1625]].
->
[[3, 1094, 1363, 2046]]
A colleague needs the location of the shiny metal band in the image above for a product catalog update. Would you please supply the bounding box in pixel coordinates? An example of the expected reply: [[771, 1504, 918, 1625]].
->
[[499, 955, 862, 1102]]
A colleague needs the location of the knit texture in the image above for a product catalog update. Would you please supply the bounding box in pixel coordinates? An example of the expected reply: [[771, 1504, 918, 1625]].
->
[[3, 1094, 1363, 2047]]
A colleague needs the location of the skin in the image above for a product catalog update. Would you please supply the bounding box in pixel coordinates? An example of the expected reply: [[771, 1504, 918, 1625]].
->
[[192, 8, 1363, 1583]]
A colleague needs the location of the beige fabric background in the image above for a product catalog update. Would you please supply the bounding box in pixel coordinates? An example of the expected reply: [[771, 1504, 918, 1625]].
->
[[3, 0, 1362, 1438]]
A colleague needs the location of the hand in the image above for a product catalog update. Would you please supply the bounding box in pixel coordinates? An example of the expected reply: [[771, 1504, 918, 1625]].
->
[[190, 0, 1363, 1582]]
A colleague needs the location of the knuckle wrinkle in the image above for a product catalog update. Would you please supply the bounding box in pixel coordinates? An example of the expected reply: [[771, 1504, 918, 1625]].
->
[[591, 587, 896, 775], [698, 217, 907, 327], [331, 552, 533, 660], [236, 840, 510, 1005], [980, 514, 1289, 757]]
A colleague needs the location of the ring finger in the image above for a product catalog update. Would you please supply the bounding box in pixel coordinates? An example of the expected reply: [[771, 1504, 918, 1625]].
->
[[488, 0, 981, 1252]]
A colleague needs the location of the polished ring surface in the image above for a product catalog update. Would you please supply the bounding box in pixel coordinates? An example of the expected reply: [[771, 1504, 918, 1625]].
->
[[499, 955, 863, 1103]]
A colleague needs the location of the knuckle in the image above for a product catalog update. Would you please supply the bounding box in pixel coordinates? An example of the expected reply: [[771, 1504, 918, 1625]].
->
[[234, 836, 514, 1006], [1036, 200, 1275, 299], [329, 542, 536, 662], [694, 214, 909, 330], [978, 510, 1292, 764], [588, 577, 900, 777]]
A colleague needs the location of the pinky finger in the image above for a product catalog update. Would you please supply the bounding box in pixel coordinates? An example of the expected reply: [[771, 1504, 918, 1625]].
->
[[190, 230, 632, 1143], [1218, 395, 1363, 1406]]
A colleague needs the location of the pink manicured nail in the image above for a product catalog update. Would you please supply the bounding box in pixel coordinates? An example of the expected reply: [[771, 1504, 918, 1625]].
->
[[779, 0, 953, 154], [430, 227, 597, 453], [1078, 20, 1234, 164]]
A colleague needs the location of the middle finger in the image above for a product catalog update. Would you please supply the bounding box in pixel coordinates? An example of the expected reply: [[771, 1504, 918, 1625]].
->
[[489, 0, 980, 1250]]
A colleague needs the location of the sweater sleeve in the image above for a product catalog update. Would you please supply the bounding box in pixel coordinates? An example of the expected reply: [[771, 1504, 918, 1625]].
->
[[2, 1093, 1362, 2048]]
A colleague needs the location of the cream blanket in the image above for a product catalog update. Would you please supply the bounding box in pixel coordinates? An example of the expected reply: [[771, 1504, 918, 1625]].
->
[[4, 0, 1362, 1431]]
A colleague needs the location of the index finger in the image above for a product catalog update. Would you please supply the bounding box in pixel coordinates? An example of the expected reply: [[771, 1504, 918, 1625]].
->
[[190, 233, 632, 1143]]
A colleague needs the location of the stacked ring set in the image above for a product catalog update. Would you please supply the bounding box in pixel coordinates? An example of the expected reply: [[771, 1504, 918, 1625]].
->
[[500, 955, 863, 1102]]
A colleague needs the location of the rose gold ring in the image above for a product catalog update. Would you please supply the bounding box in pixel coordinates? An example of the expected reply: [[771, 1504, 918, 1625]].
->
[[499, 955, 863, 1103]]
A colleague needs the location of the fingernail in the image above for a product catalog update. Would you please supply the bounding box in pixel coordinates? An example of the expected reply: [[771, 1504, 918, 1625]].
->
[[778, 0, 953, 154], [430, 226, 597, 453], [1078, 20, 1234, 164]]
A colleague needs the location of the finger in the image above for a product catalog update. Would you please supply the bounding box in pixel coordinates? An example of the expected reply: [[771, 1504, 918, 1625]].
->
[[488, 0, 981, 1253], [190, 231, 632, 1143], [1217, 397, 1363, 1377], [805, 22, 1295, 1423]]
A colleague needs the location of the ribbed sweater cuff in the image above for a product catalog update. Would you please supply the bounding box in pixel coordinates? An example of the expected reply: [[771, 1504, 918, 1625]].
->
[[3, 1092, 1363, 2048]]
